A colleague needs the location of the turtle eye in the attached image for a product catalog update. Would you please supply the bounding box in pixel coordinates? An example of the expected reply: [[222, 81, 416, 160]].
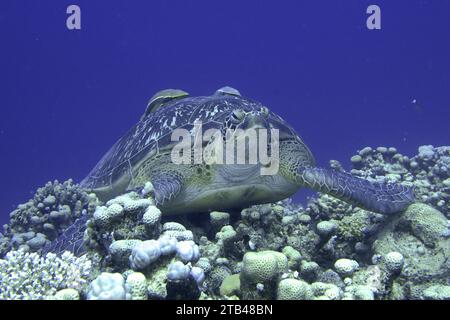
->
[[260, 106, 269, 116], [230, 109, 245, 124]]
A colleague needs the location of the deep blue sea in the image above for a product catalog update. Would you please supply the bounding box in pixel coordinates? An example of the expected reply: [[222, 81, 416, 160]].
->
[[0, 0, 449, 225]]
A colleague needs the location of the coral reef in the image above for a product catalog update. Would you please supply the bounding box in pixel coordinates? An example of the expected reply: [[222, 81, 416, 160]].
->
[[349, 145, 449, 217], [0, 179, 100, 256], [372, 202, 449, 299], [0, 145, 449, 300], [85, 190, 204, 300]]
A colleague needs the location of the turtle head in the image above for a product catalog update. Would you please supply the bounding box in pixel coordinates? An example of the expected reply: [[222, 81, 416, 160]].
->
[[222, 104, 295, 144]]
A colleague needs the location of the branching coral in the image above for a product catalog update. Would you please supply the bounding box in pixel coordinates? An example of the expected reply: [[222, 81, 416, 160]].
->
[[0, 250, 93, 300]]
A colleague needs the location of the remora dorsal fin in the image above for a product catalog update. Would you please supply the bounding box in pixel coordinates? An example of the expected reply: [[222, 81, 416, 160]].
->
[[142, 89, 189, 119]]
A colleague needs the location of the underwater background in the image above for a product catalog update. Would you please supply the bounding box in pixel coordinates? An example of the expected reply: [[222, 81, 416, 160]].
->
[[0, 0, 449, 301], [0, 1, 449, 224]]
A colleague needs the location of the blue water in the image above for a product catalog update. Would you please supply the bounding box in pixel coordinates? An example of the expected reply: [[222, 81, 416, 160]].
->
[[0, 0, 449, 225]]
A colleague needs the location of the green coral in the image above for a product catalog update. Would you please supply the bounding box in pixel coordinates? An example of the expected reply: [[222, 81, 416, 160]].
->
[[142, 205, 162, 237], [351, 265, 385, 297], [389, 280, 406, 300], [343, 285, 374, 300], [282, 246, 302, 270], [383, 251, 404, 274], [337, 210, 369, 241], [402, 203, 448, 247], [220, 274, 241, 297], [300, 260, 320, 281], [422, 285, 450, 300], [109, 239, 142, 267], [126, 272, 148, 300], [216, 225, 237, 244], [86, 192, 159, 253], [311, 282, 341, 300], [334, 258, 359, 276], [277, 279, 314, 300], [240, 251, 288, 299], [146, 266, 169, 299], [210, 211, 230, 229], [373, 203, 449, 296], [53, 288, 80, 300], [93, 203, 124, 228], [241, 251, 287, 283], [316, 220, 337, 237]]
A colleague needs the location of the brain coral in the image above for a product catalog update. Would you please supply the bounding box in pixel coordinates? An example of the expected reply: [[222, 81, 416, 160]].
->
[[383, 251, 404, 274], [125, 272, 147, 300], [277, 279, 314, 300], [402, 203, 448, 247], [241, 251, 288, 283], [334, 259, 359, 275]]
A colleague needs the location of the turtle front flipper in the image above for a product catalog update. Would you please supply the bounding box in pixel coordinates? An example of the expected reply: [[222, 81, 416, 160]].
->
[[151, 171, 183, 206], [42, 215, 89, 256], [299, 167, 415, 214]]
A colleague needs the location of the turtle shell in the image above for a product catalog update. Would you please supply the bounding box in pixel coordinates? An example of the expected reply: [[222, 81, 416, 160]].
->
[[79, 90, 278, 199]]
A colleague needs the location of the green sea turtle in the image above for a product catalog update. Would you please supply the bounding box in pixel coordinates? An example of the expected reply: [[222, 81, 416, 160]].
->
[[44, 86, 415, 255]]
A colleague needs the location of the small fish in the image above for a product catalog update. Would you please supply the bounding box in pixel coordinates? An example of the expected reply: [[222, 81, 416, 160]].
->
[[411, 98, 424, 112]]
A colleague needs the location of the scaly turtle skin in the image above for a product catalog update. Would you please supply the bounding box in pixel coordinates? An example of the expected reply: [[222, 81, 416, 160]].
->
[[44, 87, 415, 255]]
